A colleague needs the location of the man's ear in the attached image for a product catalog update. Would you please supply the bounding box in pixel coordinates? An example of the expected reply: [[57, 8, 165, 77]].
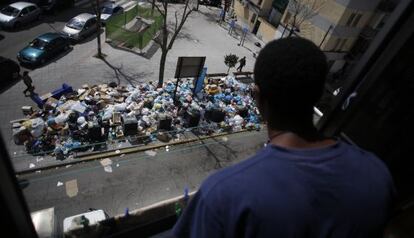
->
[[253, 84, 267, 122]]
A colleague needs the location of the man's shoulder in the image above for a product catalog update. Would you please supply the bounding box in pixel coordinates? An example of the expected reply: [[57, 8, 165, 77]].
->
[[199, 147, 276, 197]]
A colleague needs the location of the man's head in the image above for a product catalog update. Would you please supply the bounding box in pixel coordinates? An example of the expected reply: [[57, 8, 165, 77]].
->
[[23, 71, 29, 76], [253, 37, 327, 140]]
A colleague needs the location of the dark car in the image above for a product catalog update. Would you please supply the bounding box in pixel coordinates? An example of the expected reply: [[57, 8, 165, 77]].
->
[[17, 32, 70, 66], [0, 56, 20, 83], [34, 0, 75, 13]]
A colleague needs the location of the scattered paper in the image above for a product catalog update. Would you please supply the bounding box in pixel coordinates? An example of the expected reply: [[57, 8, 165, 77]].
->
[[222, 136, 228, 142], [100, 158, 112, 167], [116, 163, 120, 167], [120, 154, 125, 157], [145, 150, 157, 157], [104, 166, 113, 173], [66, 165, 72, 168], [57, 181, 63, 187], [29, 163, 35, 168], [36, 157, 44, 162], [35, 170, 41, 173], [115, 150, 121, 154], [66, 179, 78, 197]]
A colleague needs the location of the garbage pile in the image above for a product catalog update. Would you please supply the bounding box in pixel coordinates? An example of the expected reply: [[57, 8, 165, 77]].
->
[[11, 75, 260, 157]]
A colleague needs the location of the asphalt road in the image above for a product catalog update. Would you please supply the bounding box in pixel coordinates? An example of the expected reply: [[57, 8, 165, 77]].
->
[[19, 130, 267, 237], [0, 1, 98, 65]]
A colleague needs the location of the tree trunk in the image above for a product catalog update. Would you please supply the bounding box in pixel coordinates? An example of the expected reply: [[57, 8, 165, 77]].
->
[[151, 0, 155, 16], [96, 0, 102, 57], [227, 67, 230, 74], [158, 51, 167, 87]]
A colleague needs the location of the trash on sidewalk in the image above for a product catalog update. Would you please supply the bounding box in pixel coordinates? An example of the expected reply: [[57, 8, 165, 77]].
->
[[11, 75, 260, 158]]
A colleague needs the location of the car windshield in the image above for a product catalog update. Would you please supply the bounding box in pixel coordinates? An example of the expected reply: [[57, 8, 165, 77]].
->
[[30, 38, 48, 49], [101, 7, 114, 14], [1, 6, 20, 17], [66, 18, 85, 30]]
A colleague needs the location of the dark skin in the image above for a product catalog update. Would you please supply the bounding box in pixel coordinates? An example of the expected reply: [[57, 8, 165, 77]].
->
[[253, 85, 336, 149]]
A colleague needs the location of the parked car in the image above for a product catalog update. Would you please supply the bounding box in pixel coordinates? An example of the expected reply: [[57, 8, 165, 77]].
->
[[0, 56, 20, 83], [0, 2, 42, 29], [61, 13, 98, 42], [100, 2, 123, 24], [17, 32, 70, 66], [31, 0, 75, 13]]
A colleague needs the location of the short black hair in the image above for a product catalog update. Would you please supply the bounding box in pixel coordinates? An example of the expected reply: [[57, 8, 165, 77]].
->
[[23, 71, 29, 76], [254, 37, 328, 140]]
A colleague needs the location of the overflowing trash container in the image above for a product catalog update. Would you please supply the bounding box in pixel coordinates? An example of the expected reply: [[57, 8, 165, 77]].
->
[[11, 75, 261, 157]]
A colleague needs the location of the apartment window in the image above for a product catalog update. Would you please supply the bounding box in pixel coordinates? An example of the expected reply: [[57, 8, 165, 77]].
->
[[251, 13, 257, 23], [346, 13, 356, 26], [352, 14, 362, 27]]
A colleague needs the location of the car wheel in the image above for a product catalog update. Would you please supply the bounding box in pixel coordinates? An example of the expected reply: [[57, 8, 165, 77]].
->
[[63, 44, 69, 51]]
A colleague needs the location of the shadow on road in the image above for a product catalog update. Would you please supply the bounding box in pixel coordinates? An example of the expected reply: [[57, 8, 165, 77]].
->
[[100, 57, 145, 87], [0, 77, 21, 94], [19, 179, 30, 190]]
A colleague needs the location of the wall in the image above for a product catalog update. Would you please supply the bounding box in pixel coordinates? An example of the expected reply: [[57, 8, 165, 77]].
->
[[257, 17, 278, 42]]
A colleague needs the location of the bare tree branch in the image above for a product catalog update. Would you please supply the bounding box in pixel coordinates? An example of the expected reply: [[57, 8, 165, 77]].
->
[[168, 5, 192, 50], [153, 2, 166, 17], [287, 0, 326, 31]]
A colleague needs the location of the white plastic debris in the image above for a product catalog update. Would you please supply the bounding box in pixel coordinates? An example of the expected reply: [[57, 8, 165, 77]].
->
[[222, 136, 228, 142], [36, 157, 44, 162], [145, 150, 157, 157], [29, 163, 35, 168], [115, 150, 121, 154], [57, 181, 63, 187], [30, 118, 45, 138], [104, 166, 113, 173]]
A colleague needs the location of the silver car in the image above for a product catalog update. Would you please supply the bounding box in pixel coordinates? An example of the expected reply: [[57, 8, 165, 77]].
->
[[61, 13, 98, 41], [0, 2, 42, 29], [100, 3, 124, 24]]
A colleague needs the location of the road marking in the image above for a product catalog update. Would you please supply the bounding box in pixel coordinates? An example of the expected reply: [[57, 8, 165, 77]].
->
[[66, 179, 78, 197]]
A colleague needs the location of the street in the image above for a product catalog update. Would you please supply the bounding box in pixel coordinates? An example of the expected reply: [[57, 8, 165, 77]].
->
[[0, 3, 262, 162], [0, 2, 265, 236], [20, 130, 267, 236]]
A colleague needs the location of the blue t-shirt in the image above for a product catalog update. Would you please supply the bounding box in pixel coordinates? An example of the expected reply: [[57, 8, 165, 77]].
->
[[173, 140, 395, 238]]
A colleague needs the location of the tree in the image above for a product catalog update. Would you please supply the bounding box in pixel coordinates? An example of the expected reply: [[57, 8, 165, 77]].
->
[[224, 54, 239, 73], [153, 0, 194, 88], [286, 0, 326, 37], [89, 0, 103, 58]]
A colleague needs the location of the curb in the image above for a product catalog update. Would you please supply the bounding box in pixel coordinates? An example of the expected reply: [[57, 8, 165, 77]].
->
[[16, 129, 253, 176]]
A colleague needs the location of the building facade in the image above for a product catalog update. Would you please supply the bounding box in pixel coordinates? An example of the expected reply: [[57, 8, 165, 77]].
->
[[234, 0, 395, 73]]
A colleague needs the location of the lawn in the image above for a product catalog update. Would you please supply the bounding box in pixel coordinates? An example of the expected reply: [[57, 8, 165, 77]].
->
[[106, 5, 163, 50]]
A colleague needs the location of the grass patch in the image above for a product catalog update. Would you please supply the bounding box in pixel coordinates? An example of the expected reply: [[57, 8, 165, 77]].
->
[[106, 5, 163, 50]]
